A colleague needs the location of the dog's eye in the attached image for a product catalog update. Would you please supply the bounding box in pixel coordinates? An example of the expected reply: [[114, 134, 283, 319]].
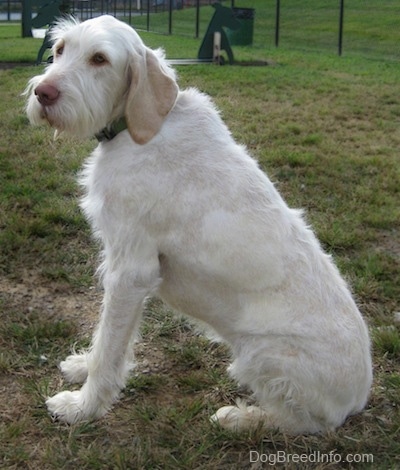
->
[[56, 46, 64, 56], [91, 53, 107, 65]]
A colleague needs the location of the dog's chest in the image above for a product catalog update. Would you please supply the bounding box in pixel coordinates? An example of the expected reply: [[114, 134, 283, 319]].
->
[[80, 145, 168, 238]]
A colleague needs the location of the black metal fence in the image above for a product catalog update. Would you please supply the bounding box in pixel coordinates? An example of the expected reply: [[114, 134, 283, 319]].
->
[[1, 0, 399, 60], [0, 1, 214, 25]]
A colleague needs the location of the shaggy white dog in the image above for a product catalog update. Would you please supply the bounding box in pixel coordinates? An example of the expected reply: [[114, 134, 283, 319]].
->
[[25, 15, 372, 434]]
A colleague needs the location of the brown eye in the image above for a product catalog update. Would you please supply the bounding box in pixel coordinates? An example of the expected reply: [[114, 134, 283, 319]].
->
[[91, 53, 107, 65], [56, 46, 64, 56]]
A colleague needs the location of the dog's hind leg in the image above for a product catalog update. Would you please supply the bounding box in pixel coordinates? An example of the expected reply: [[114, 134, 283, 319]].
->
[[211, 337, 369, 435], [210, 401, 327, 435]]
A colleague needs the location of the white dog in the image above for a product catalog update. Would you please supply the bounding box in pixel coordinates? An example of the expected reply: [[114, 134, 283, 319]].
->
[[25, 15, 372, 434]]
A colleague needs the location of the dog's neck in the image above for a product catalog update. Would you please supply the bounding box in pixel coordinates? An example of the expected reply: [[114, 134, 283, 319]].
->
[[95, 117, 128, 142]]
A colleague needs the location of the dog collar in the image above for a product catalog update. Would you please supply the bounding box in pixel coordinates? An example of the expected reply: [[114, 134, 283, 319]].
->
[[95, 117, 128, 142]]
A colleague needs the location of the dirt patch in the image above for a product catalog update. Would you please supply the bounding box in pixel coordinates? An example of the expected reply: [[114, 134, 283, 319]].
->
[[376, 228, 400, 260], [0, 272, 181, 377], [0, 272, 100, 330]]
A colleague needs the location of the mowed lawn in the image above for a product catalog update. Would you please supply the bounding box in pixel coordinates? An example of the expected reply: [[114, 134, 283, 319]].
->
[[0, 5, 399, 469]]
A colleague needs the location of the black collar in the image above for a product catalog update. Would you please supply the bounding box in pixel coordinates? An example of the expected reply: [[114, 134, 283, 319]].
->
[[95, 117, 128, 142]]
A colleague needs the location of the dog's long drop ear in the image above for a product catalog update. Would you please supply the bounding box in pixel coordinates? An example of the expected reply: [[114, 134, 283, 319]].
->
[[125, 48, 178, 145]]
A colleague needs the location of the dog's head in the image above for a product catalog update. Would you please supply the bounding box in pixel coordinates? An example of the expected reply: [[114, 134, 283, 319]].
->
[[25, 15, 178, 144]]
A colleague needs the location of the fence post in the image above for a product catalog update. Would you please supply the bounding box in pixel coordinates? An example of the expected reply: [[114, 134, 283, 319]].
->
[[168, 0, 173, 34], [128, 0, 132, 25], [275, 0, 280, 47], [338, 0, 344, 55], [21, 0, 33, 37], [195, 0, 200, 38]]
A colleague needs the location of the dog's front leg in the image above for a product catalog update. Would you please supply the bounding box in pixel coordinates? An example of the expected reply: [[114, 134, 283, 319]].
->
[[46, 266, 159, 424]]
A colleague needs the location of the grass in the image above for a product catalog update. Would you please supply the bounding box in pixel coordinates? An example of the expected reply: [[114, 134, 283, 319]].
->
[[1, 3, 400, 469]]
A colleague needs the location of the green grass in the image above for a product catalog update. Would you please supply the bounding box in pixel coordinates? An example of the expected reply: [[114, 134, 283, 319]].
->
[[1, 4, 400, 469], [0, 24, 43, 62]]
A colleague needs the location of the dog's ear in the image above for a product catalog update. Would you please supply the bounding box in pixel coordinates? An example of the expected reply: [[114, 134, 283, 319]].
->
[[125, 48, 178, 145]]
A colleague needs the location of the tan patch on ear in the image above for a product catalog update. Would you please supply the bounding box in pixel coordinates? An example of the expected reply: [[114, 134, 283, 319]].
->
[[125, 49, 178, 145]]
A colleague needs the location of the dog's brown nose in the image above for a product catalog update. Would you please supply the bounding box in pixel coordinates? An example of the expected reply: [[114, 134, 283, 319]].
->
[[35, 84, 60, 106]]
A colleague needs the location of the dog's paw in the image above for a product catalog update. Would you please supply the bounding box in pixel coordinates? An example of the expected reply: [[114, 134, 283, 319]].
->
[[60, 354, 88, 384], [46, 390, 86, 424], [210, 405, 243, 430], [46, 390, 107, 424], [210, 404, 267, 431]]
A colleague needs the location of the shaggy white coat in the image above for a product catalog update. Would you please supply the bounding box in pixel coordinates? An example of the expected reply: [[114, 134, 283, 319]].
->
[[25, 15, 372, 434]]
